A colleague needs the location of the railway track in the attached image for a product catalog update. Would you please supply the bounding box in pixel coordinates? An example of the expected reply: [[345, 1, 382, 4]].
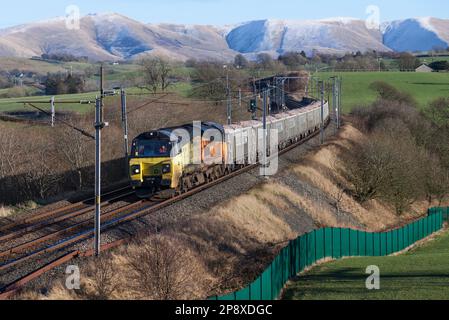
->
[[0, 118, 331, 298], [0, 195, 137, 248], [0, 186, 133, 235]]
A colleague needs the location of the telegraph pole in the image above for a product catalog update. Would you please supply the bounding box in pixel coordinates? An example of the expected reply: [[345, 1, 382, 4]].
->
[[50, 96, 55, 127], [238, 87, 242, 111], [252, 78, 258, 120], [305, 75, 310, 97], [338, 77, 342, 129], [94, 97, 103, 257], [225, 66, 232, 125], [262, 90, 268, 177], [320, 81, 325, 145], [330, 77, 336, 133], [120, 88, 129, 161], [335, 77, 340, 130], [94, 64, 105, 257]]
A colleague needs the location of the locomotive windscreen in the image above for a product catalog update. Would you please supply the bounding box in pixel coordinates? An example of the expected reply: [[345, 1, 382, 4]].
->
[[132, 139, 172, 158]]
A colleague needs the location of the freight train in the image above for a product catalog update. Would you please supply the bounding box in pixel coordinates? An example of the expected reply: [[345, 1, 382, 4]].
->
[[129, 99, 329, 197]]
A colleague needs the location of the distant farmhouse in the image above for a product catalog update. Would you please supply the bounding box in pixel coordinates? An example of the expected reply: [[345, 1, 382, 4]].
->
[[415, 64, 434, 73]]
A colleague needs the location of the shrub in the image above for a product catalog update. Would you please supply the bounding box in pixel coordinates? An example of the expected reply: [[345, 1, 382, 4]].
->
[[347, 94, 449, 214], [369, 81, 417, 107], [425, 97, 449, 128], [429, 60, 449, 71], [125, 234, 206, 300], [85, 253, 120, 300], [1, 86, 32, 98]]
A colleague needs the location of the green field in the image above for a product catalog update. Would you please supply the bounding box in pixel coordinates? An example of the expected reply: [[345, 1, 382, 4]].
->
[[282, 229, 449, 300], [2, 59, 449, 115], [318, 71, 449, 113], [0, 91, 100, 113], [419, 55, 449, 64], [0, 82, 193, 114]]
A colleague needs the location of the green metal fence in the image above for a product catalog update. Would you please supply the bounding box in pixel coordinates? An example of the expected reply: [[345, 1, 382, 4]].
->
[[429, 207, 449, 223], [210, 207, 447, 301]]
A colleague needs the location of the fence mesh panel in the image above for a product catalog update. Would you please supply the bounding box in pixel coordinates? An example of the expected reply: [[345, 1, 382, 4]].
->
[[210, 209, 445, 300]]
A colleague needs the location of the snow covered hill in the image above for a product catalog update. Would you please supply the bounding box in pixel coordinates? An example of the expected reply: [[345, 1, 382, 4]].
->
[[0, 13, 237, 61], [226, 18, 389, 57], [383, 17, 449, 52], [0, 13, 448, 61]]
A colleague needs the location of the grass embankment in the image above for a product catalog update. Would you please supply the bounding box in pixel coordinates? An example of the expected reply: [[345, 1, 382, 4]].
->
[[283, 228, 449, 300], [318, 72, 449, 113]]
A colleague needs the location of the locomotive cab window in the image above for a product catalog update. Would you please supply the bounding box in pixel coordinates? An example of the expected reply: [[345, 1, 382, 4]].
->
[[132, 140, 172, 157]]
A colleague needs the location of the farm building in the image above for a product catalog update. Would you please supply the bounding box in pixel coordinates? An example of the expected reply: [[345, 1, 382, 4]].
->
[[415, 64, 434, 72]]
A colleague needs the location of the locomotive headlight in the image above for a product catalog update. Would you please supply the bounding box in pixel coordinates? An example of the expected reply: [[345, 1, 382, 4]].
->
[[162, 164, 171, 174], [131, 165, 141, 175]]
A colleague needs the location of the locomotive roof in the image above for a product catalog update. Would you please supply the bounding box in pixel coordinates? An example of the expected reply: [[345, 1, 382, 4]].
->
[[134, 122, 224, 141]]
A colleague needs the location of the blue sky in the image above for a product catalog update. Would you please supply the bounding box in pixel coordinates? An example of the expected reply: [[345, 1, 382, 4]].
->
[[1, 0, 448, 28]]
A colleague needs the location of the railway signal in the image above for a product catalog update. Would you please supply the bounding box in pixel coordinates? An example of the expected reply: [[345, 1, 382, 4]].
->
[[116, 87, 130, 173], [248, 99, 257, 113], [224, 65, 232, 125]]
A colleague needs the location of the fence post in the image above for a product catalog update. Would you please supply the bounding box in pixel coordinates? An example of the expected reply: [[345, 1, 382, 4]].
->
[[331, 228, 335, 258], [270, 261, 273, 300]]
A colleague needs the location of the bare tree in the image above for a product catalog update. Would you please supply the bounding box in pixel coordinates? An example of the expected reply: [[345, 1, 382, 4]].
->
[[140, 57, 172, 93], [339, 137, 394, 203], [22, 139, 61, 200], [86, 253, 119, 300], [256, 53, 274, 70], [0, 127, 22, 202], [158, 58, 172, 92], [234, 54, 249, 69], [141, 58, 161, 93], [125, 234, 203, 300], [54, 125, 93, 191], [422, 154, 449, 205], [0, 127, 21, 180]]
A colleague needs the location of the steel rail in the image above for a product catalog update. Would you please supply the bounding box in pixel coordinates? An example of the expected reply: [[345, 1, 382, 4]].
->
[[0, 190, 135, 244], [0, 185, 132, 234]]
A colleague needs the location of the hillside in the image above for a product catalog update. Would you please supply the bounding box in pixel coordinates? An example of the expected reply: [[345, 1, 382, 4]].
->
[[226, 18, 389, 57], [0, 13, 237, 61], [383, 17, 449, 52], [0, 14, 448, 62]]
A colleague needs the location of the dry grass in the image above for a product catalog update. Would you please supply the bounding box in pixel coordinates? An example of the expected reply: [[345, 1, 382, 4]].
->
[[22, 234, 215, 300], [214, 185, 297, 244], [0, 206, 14, 218]]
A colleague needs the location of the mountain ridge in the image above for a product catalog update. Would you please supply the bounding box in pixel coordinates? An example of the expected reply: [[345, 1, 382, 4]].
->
[[0, 13, 448, 61]]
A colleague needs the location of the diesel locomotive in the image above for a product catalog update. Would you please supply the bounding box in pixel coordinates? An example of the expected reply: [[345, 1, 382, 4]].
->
[[129, 99, 329, 197]]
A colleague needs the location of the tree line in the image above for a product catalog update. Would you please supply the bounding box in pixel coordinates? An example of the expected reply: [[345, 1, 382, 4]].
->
[[342, 82, 449, 215]]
